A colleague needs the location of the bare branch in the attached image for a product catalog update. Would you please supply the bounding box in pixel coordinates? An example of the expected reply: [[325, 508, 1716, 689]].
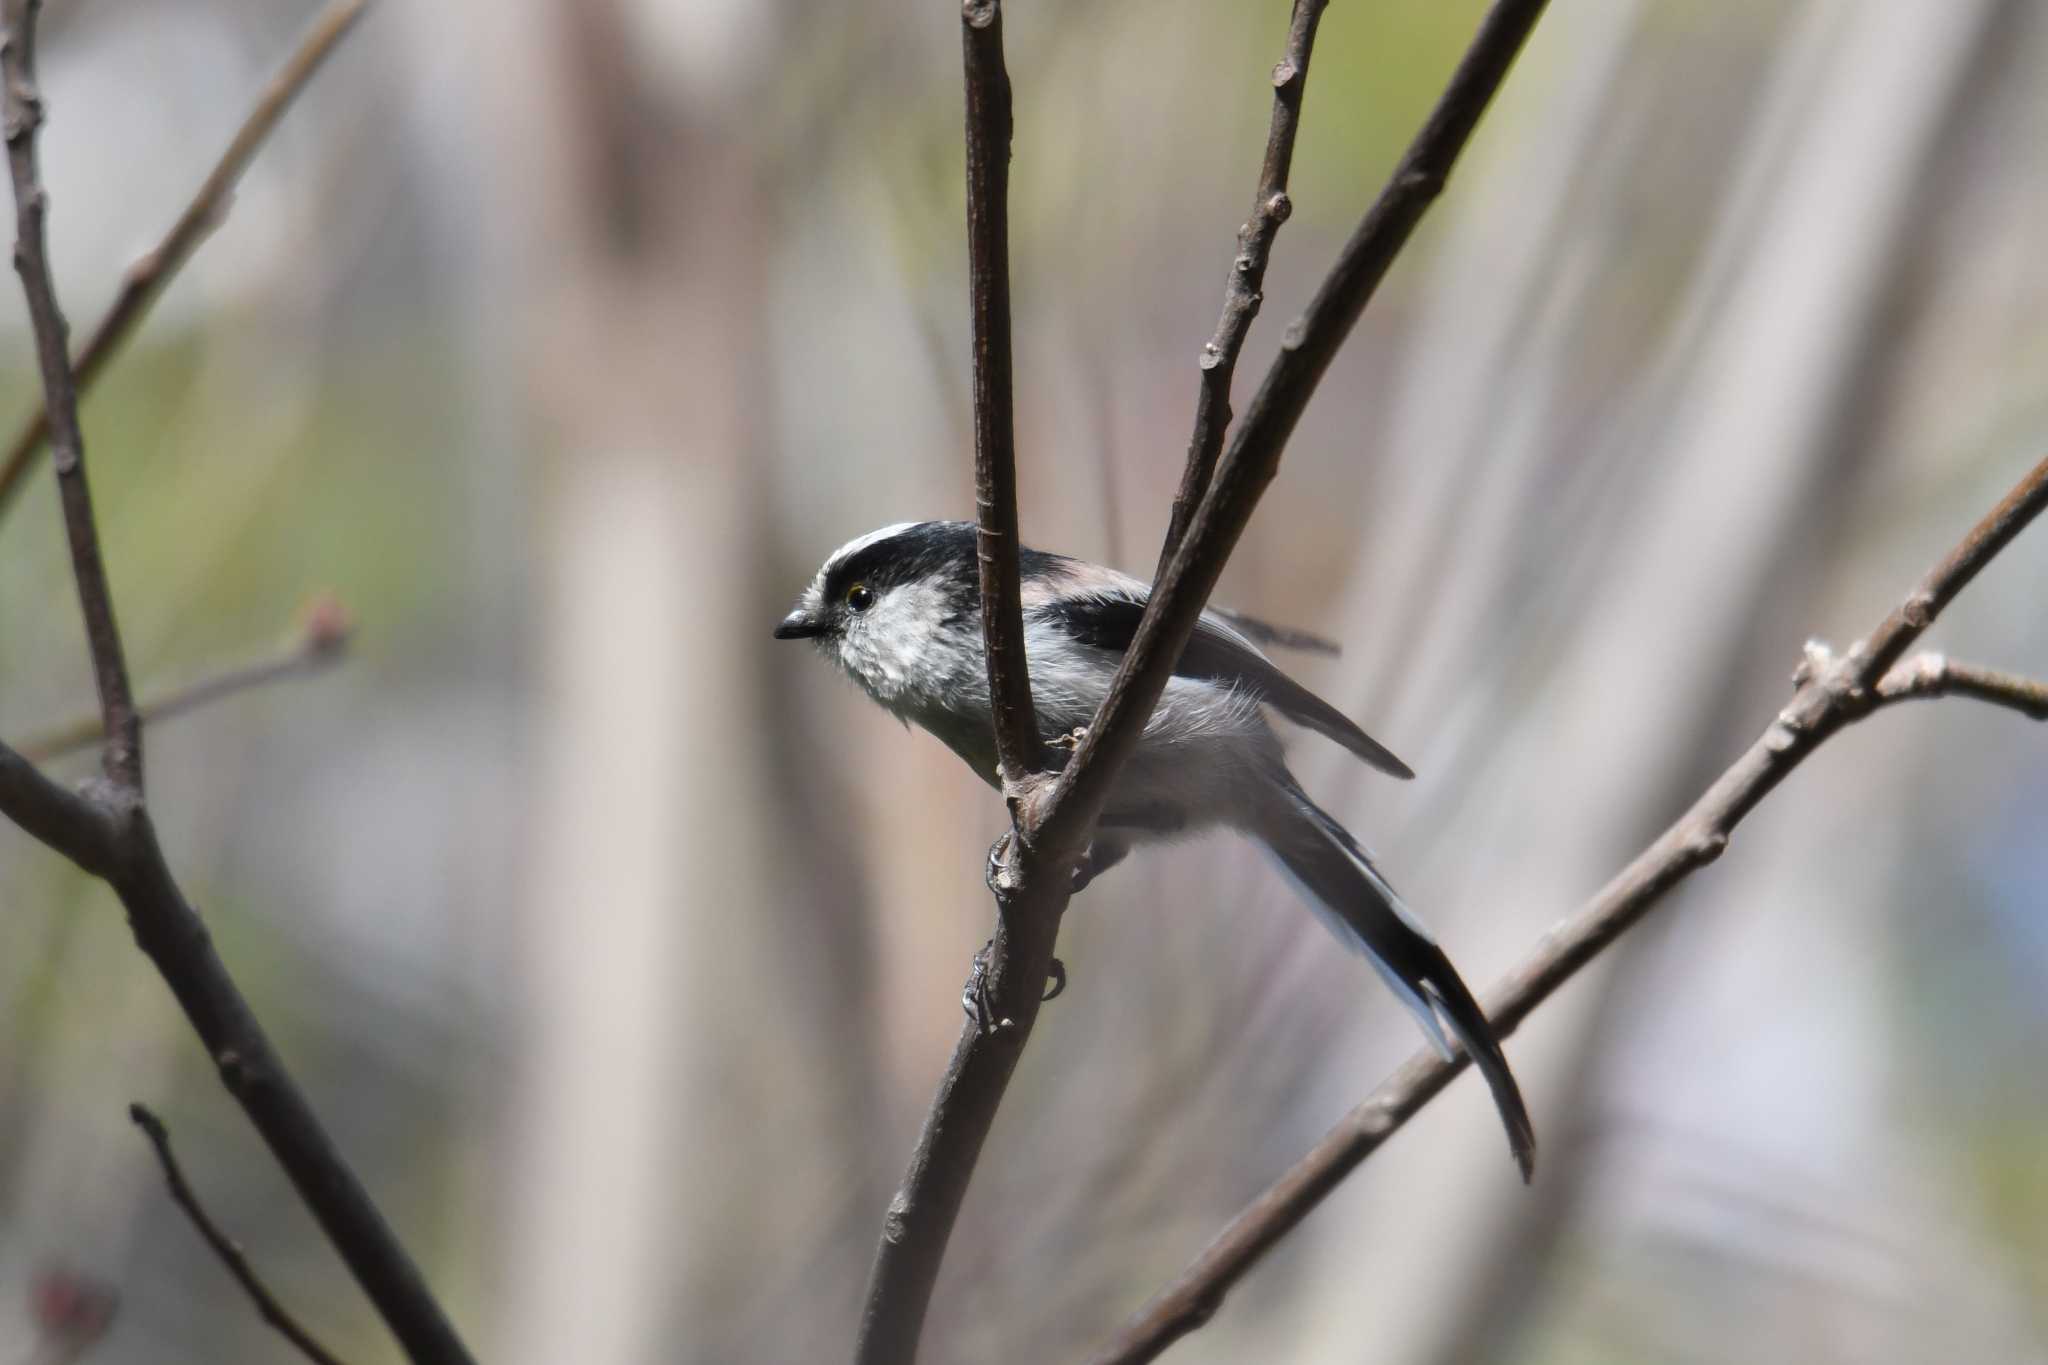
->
[[129, 1105, 352, 1365], [1089, 455, 2048, 1365], [856, 2, 1550, 1361], [19, 595, 355, 763], [105, 823, 474, 1364], [1156, 0, 1327, 576], [4, 0, 142, 792], [0, 0, 367, 524], [0, 740, 116, 875], [961, 0, 1037, 783], [1873, 651, 2048, 719], [0, 5, 472, 1361]]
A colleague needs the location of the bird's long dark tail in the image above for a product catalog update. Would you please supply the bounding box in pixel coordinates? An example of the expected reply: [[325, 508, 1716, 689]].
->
[[1255, 780, 1536, 1181]]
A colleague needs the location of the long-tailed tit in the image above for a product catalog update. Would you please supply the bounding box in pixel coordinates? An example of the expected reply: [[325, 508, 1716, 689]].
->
[[775, 520, 1534, 1179]]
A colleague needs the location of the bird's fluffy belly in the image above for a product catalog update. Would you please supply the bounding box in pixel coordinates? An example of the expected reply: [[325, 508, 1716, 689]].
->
[[900, 674, 1283, 839]]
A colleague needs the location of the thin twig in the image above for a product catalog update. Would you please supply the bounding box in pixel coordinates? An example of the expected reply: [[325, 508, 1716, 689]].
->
[[1156, 0, 1328, 577], [1088, 454, 2048, 1365], [1872, 650, 2048, 719], [4, 0, 143, 792], [105, 824, 473, 1365], [0, 5, 473, 1362], [854, 2, 1550, 1361], [129, 1105, 351, 1365], [0, 0, 368, 524], [19, 595, 355, 763]]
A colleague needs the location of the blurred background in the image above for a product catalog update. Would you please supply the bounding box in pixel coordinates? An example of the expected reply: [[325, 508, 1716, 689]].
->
[[2, 0, 2046, 1360]]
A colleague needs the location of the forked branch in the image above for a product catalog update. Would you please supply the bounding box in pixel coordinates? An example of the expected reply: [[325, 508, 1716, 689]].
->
[[1090, 455, 2048, 1365], [130, 1105, 352, 1365], [0, 3, 473, 1360], [0, 0, 367, 524], [1042, 0, 1549, 875], [1872, 651, 2048, 719]]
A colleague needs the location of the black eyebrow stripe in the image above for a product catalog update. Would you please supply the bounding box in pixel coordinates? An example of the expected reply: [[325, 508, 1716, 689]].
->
[[823, 523, 971, 598], [821, 522, 1073, 602]]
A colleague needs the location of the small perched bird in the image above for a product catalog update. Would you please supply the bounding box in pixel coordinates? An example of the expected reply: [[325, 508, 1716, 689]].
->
[[775, 520, 1534, 1180]]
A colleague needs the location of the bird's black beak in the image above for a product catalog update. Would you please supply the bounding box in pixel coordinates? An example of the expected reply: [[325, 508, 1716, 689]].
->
[[774, 609, 825, 640]]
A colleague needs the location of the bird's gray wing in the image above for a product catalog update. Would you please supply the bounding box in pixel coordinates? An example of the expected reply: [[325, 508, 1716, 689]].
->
[[1038, 588, 1414, 779]]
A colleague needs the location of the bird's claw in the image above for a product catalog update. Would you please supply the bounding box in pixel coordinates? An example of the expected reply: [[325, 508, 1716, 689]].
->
[[962, 940, 1002, 1034], [984, 830, 1013, 897], [959, 942, 1069, 1034]]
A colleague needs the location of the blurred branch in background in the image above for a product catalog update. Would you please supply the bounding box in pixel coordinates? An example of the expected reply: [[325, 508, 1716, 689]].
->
[[857, 1, 1550, 1360], [18, 593, 354, 763], [1093, 451, 2048, 1365], [128, 1104, 350, 1365], [0, 0, 365, 526], [0, 1, 471, 1361]]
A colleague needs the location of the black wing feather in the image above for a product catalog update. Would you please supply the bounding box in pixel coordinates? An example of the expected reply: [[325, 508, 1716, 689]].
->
[[1039, 589, 1413, 779]]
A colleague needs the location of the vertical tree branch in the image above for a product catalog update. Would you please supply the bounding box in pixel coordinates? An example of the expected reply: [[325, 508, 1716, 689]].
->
[[961, 0, 1036, 784], [4, 0, 142, 792], [0, 5, 474, 1361], [1156, 0, 1327, 577], [0, 0, 366, 524], [1088, 454, 2048, 1365]]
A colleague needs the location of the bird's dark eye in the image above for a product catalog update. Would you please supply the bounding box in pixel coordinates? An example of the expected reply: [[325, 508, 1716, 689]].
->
[[846, 583, 875, 613]]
